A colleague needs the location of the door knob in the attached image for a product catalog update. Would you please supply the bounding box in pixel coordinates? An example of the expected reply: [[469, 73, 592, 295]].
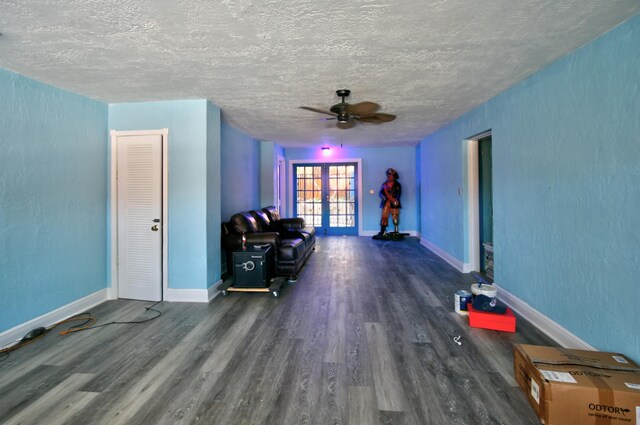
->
[[151, 225, 159, 231]]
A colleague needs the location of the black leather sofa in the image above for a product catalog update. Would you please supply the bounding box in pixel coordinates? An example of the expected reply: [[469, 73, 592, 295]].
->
[[221, 206, 316, 280]]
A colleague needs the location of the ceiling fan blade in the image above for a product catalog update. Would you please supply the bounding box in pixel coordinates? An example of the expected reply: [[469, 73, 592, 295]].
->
[[374, 113, 396, 122], [346, 101, 380, 115], [299, 106, 336, 116], [356, 113, 396, 124], [337, 120, 356, 130]]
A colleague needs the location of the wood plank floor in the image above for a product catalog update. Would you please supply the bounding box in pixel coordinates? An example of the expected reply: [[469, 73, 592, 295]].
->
[[0, 236, 555, 424]]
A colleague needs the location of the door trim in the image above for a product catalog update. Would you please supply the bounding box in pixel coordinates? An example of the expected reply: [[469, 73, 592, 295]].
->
[[277, 154, 285, 213], [288, 158, 363, 235], [463, 130, 491, 273], [109, 129, 169, 300]]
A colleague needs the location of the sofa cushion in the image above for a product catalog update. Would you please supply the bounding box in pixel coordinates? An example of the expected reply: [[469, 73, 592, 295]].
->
[[230, 212, 260, 234], [262, 206, 281, 222], [249, 210, 275, 232]]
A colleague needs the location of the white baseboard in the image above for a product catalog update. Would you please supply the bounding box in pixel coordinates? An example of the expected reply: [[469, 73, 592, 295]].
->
[[0, 289, 109, 349], [419, 237, 464, 272], [493, 282, 595, 350], [462, 263, 475, 273], [208, 279, 224, 302], [416, 239, 593, 350], [107, 286, 117, 300], [164, 288, 209, 303], [163, 280, 223, 303]]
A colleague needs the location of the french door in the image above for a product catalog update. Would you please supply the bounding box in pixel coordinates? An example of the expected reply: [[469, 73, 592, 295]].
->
[[294, 162, 358, 235]]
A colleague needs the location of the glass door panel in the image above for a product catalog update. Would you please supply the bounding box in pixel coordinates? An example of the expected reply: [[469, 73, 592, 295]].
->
[[294, 162, 358, 235], [295, 165, 322, 227], [327, 164, 356, 232]]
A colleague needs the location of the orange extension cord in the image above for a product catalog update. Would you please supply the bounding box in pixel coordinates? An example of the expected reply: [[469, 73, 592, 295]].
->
[[1, 304, 160, 362], [0, 313, 97, 357], [49, 313, 97, 335]]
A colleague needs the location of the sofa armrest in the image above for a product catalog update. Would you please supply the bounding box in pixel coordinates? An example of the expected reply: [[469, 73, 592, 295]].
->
[[221, 229, 280, 252], [245, 232, 280, 247]]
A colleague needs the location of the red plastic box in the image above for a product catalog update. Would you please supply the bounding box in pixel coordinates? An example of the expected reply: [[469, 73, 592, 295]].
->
[[467, 302, 516, 332]]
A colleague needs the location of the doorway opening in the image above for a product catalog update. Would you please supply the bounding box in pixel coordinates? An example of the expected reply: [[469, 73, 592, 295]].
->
[[276, 154, 286, 215], [109, 129, 169, 301], [464, 130, 493, 279], [478, 135, 493, 278]]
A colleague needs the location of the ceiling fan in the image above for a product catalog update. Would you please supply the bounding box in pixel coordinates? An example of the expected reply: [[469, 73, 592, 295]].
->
[[299, 89, 396, 129]]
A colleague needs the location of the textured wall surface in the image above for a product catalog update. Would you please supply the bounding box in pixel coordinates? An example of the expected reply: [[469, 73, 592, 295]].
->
[[420, 133, 465, 258], [0, 68, 108, 333], [109, 100, 214, 290], [420, 14, 640, 361], [1, 1, 638, 147], [220, 122, 261, 220], [284, 146, 418, 233], [206, 102, 222, 288]]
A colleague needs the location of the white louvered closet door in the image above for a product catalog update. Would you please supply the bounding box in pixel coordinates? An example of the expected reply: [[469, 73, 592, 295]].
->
[[117, 134, 162, 301]]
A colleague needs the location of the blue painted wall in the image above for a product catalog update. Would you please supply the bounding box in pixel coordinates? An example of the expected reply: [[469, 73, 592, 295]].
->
[[420, 14, 640, 361], [284, 146, 419, 233], [206, 102, 222, 287], [420, 131, 466, 259], [0, 68, 108, 333], [220, 122, 261, 220], [109, 100, 219, 290]]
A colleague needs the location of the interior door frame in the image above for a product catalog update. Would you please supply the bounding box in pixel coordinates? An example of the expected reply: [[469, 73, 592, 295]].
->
[[288, 158, 363, 235], [276, 154, 286, 214], [109, 129, 169, 300], [463, 130, 491, 273]]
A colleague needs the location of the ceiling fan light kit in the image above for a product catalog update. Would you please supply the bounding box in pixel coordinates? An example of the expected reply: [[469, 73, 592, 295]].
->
[[300, 89, 396, 129]]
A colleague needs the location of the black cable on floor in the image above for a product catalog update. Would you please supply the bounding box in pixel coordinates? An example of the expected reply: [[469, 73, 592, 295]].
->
[[62, 301, 162, 334], [0, 331, 48, 363], [0, 302, 163, 361]]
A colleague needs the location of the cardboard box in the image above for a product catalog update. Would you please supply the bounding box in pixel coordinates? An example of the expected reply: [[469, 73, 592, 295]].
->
[[514, 344, 640, 425], [467, 302, 516, 332]]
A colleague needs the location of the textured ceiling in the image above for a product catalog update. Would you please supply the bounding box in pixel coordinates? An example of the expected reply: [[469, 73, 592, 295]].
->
[[1, 1, 638, 147]]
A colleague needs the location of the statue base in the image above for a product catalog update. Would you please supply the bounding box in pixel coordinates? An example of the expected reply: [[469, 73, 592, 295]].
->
[[372, 232, 407, 241]]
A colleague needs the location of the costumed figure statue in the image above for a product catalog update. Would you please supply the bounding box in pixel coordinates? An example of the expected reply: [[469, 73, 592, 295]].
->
[[373, 168, 402, 239]]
